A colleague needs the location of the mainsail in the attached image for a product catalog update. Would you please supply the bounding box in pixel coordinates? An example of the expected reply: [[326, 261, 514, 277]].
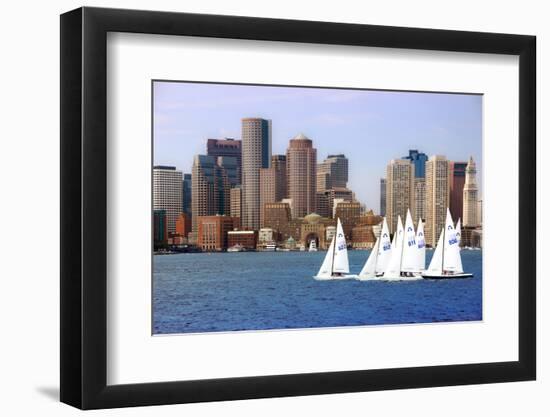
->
[[455, 218, 464, 273], [314, 218, 350, 279], [400, 209, 417, 273], [382, 216, 404, 279], [376, 217, 392, 275], [358, 237, 379, 279], [332, 218, 350, 273], [425, 229, 444, 275], [443, 209, 463, 273], [415, 218, 426, 273]]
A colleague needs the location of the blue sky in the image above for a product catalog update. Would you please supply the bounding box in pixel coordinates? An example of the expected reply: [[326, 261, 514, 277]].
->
[[153, 81, 482, 210]]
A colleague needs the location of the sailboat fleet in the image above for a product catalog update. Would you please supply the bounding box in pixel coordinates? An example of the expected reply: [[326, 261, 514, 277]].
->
[[314, 208, 473, 280]]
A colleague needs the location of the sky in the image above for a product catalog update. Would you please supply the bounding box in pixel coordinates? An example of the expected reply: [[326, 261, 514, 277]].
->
[[153, 81, 482, 211]]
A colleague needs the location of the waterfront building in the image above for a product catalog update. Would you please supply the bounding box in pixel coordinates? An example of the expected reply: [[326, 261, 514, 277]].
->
[[182, 173, 192, 217], [196, 215, 238, 251], [207, 138, 242, 182], [227, 230, 257, 250], [259, 155, 287, 226], [153, 166, 183, 233], [286, 133, 317, 218], [241, 118, 272, 230], [153, 209, 167, 247], [175, 213, 191, 240], [258, 228, 275, 243], [414, 177, 426, 222], [463, 156, 479, 227], [449, 161, 468, 222], [380, 178, 386, 216], [351, 210, 383, 249], [263, 202, 292, 237], [334, 200, 361, 240], [425, 155, 450, 247], [317, 154, 348, 191], [402, 149, 428, 178], [386, 159, 415, 233], [230, 186, 241, 219]]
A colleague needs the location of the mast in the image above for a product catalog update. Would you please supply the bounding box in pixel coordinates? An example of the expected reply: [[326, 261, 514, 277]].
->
[[441, 222, 446, 273], [330, 223, 338, 275]]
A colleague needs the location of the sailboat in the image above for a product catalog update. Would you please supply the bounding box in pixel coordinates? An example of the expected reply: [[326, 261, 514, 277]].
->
[[308, 239, 318, 252], [314, 218, 355, 280], [422, 209, 473, 279], [357, 217, 392, 280], [382, 210, 422, 281]]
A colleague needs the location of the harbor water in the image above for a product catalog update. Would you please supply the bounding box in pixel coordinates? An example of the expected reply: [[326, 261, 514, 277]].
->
[[153, 250, 482, 334]]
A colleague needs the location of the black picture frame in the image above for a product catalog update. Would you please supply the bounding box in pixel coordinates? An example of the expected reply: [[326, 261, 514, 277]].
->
[[60, 6, 536, 410]]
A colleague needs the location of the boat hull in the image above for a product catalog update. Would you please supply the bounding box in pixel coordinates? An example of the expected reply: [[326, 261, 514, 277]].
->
[[421, 272, 474, 279], [313, 274, 356, 281]]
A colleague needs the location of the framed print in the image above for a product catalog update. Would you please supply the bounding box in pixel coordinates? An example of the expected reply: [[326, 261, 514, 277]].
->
[[60, 6, 536, 409]]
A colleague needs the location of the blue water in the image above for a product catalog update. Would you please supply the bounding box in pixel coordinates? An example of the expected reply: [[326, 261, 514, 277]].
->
[[153, 250, 482, 334]]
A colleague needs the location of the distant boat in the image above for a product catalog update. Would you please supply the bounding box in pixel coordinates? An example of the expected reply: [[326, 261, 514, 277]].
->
[[264, 242, 277, 251], [314, 218, 355, 280], [227, 244, 244, 252], [357, 217, 392, 280], [422, 209, 473, 279], [308, 240, 318, 252]]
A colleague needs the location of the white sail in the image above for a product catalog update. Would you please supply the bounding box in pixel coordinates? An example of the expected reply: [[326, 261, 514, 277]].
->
[[455, 218, 464, 273], [375, 218, 392, 275], [425, 228, 444, 275], [308, 239, 317, 252], [443, 209, 462, 273], [358, 238, 380, 279], [315, 236, 335, 279], [400, 209, 417, 273], [455, 218, 462, 245], [383, 216, 404, 279], [332, 218, 349, 273], [415, 218, 426, 272]]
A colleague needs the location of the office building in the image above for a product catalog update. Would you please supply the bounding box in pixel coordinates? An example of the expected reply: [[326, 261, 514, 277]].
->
[[425, 155, 450, 247], [259, 155, 287, 226], [196, 215, 238, 251], [286, 133, 317, 218], [449, 161, 468, 222], [153, 166, 183, 233], [241, 118, 272, 230], [317, 154, 348, 191], [402, 149, 428, 178], [207, 138, 242, 181], [386, 159, 415, 233], [380, 178, 386, 216]]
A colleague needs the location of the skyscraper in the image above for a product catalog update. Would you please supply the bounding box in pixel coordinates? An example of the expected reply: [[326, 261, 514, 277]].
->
[[386, 159, 415, 233], [317, 154, 348, 191], [153, 166, 183, 233], [286, 133, 317, 218], [182, 173, 192, 216], [191, 156, 218, 232], [414, 178, 426, 222], [449, 161, 467, 222], [425, 155, 450, 246], [380, 178, 386, 216], [463, 156, 479, 227], [259, 155, 287, 226], [230, 186, 241, 220], [207, 138, 242, 182], [241, 118, 272, 230], [402, 149, 428, 178], [191, 155, 238, 231]]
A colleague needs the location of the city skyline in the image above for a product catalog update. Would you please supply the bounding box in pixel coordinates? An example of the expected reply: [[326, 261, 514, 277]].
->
[[154, 81, 483, 210]]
